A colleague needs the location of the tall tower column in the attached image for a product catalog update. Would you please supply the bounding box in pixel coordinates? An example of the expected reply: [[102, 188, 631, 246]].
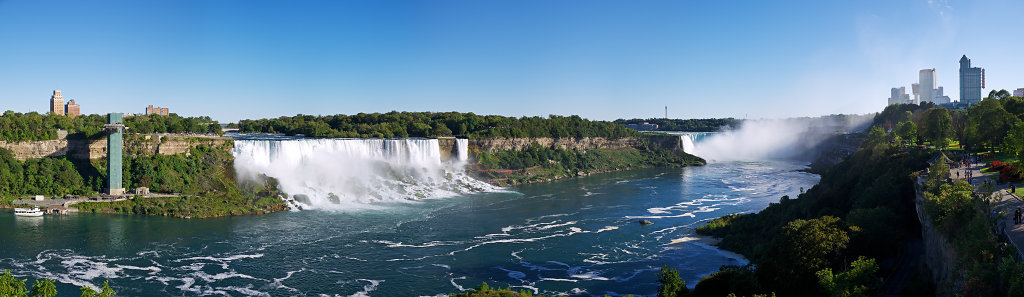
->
[[106, 113, 125, 195]]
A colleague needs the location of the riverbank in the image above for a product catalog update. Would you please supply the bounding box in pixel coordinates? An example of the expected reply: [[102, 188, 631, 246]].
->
[[73, 193, 287, 218]]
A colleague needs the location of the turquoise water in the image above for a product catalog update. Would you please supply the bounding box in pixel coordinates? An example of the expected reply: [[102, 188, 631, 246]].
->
[[0, 161, 817, 296]]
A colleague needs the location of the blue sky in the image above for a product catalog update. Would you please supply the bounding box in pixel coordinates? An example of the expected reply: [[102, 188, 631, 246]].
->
[[1, 0, 1022, 122]]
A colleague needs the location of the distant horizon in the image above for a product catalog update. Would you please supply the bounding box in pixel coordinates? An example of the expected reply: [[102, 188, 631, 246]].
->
[[5, 105, 881, 124], [2, 1, 1022, 122]]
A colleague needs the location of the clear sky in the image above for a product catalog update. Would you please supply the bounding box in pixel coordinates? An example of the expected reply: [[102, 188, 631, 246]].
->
[[1, 0, 1021, 123]]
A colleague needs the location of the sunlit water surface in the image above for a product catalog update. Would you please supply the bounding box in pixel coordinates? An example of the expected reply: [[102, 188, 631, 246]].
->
[[0, 161, 817, 296]]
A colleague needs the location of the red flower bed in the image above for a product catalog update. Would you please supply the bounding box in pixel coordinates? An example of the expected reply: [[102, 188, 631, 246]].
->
[[1000, 164, 1024, 182], [989, 160, 1005, 171]]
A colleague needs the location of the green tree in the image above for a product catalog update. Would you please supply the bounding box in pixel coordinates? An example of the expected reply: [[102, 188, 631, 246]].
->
[[950, 109, 968, 146], [920, 107, 952, 148], [925, 156, 950, 193], [657, 266, 689, 297], [895, 120, 917, 145], [29, 279, 57, 297], [97, 281, 116, 297], [816, 256, 880, 297], [690, 264, 759, 297], [1002, 96, 1024, 119], [80, 286, 97, 297], [965, 98, 1018, 150], [771, 216, 851, 289], [989, 89, 1012, 100], [1003, 121, 1024, 163], [0, 270, 28, 297]]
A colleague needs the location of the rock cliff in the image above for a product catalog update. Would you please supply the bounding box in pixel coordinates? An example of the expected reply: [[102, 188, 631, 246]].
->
[[915, 177, 962, 296], [0, 134, 232, 160], [468, 137, 641, 153], [435, 135, 682, 162]]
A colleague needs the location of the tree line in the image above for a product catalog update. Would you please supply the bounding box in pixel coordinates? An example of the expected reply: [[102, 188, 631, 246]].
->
[[876, 89, 1024, 155], [0, 111, 222, 142], [238, 112, 638, 139], [613, 118, 740, 132], [0, 148, 92, 197]]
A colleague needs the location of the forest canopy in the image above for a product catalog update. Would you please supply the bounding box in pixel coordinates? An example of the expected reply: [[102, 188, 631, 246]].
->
[[0, 111, 222, 142], [613, 118, 740, 132], [238, 112, 639, 139]]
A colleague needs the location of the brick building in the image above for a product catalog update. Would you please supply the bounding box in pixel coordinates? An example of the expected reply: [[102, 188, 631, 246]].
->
[[146, 105, 169, 116], [65, 100, 80, 117]]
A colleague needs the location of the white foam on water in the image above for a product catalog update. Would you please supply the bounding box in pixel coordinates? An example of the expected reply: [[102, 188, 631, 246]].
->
[[496, 267, 527, 280], [347, 279, 383, 297], [219, 285, 272, 297]]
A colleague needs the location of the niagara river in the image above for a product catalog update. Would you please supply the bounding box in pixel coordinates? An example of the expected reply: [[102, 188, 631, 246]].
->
[[0, 136, 818, 296]]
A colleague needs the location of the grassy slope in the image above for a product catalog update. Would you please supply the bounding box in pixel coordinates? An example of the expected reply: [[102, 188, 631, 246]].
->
[[75, 142, 286, 218]]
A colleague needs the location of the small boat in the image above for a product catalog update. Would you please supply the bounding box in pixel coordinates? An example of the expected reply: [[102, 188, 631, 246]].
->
[[14, 207, 44, 217]]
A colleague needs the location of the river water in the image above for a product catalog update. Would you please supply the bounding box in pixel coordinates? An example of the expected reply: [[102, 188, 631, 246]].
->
[[0, 159, 816, 296]]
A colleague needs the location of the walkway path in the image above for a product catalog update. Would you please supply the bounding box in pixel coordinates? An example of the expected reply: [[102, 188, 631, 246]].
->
[[948, 158, 1024, 259]]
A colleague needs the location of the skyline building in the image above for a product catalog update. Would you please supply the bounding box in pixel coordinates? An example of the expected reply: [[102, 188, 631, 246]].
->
[[907, 68, 952, 104], [959, 55, 985, 106], [888, 87, 912, 105], [49, 90, 64, 116], [146, 105, 169, 116], [918, 69, 935, 104], [65, 100, 80, 117]]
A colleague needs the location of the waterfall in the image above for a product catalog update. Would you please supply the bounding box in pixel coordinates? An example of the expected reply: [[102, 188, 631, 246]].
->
[[677, 132, 715, 155], [681, 135, 696, 153], [232, 138, 495, 210], [456, 139, 469, 162]]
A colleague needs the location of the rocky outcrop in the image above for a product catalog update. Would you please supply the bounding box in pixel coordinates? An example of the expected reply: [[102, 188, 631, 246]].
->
[[437, 137, 458, 161], [915, 177, 962, 296], [124, 134, 233, 157], [0, 140, 69, 160], [0, 134, 232, 160]]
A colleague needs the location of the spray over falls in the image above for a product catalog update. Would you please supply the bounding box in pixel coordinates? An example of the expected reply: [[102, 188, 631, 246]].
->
[[680, 116, 872, 162], [232, 138, 495, 210]]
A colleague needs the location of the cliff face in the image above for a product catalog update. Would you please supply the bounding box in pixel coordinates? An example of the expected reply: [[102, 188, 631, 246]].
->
[[0, 140, 69, 160], [0, 134, 232, 160], [437, 135, 683, 162], [123, 134, 233, 157], [468, 137, 640, 153], [915, 177, 962, 296]]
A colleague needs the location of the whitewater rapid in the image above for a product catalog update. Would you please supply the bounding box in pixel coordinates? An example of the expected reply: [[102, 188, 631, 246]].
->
[[232, 138, 496, 209]]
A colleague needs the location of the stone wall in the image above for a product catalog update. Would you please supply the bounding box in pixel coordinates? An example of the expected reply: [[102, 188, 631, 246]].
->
[[0, 134, 232, 160]]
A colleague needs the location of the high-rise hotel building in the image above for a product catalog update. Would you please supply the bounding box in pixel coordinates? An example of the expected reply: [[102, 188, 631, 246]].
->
[[959, 55, 984, 106], [918, 69, 935, 104], [50, 90, 65, 116]]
